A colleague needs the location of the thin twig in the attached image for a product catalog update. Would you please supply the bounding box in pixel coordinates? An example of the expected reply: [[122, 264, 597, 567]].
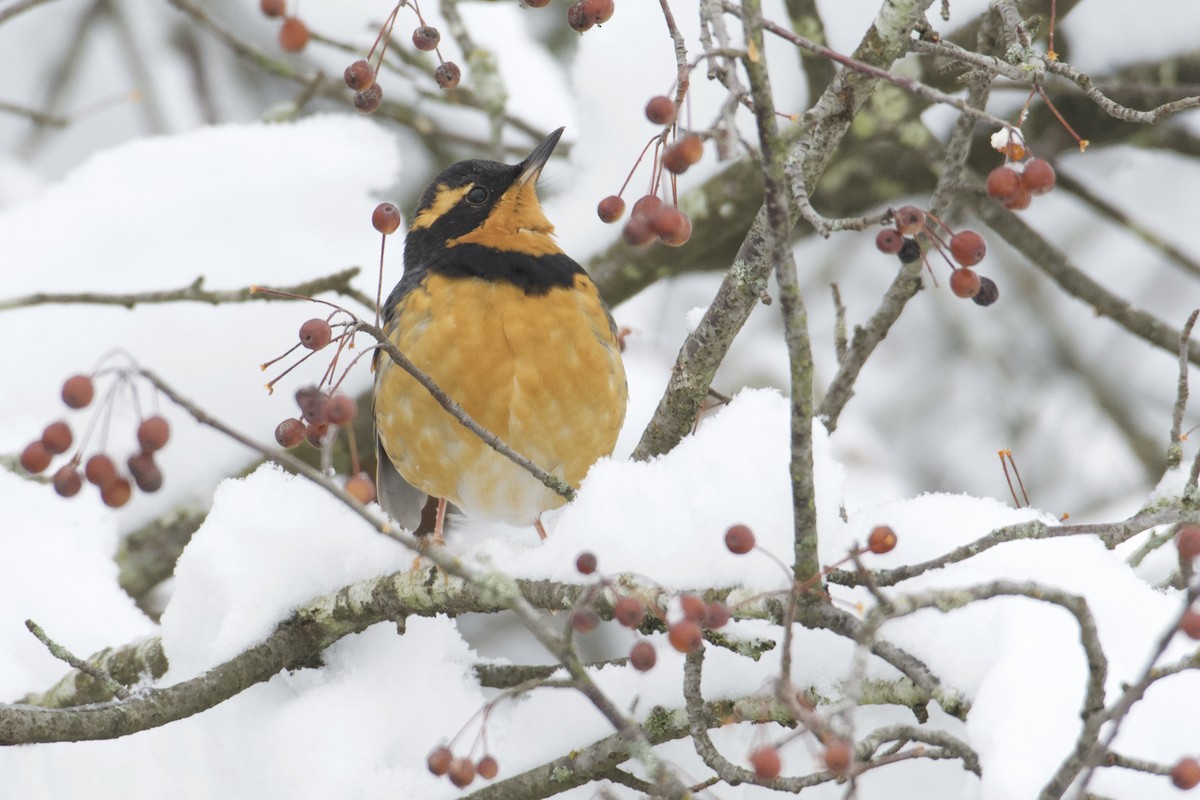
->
[[24, 619, 130, 700], [1168, 310, 1199, 468]]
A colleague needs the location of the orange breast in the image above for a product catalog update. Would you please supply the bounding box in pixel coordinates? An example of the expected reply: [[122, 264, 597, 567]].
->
[[374, 272, 627, 525]]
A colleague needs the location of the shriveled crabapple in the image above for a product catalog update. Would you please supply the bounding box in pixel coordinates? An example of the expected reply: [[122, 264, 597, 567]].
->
[[972, 276, 1000, 307], [434, 62, 461, 89], [354, 83, 384, 114], [344, 60, 375, 92], [325, 394, 357, 426], [412, 25, 441, 51], [892, 205, 925, 235], [275, 418, 306, 448]]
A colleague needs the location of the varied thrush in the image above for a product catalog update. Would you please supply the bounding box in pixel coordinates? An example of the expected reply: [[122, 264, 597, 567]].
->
[[373, 128, 628, 541]]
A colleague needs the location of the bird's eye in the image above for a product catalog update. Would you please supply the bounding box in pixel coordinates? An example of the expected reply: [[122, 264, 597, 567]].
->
[[466, 186, 489, 205]]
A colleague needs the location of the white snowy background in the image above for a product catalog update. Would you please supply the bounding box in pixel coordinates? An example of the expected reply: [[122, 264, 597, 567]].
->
[[2, 0, 1199, 798]]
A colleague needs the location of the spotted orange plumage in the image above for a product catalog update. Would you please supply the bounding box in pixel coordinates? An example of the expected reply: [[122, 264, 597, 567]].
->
[[373, 128, 627, 538]]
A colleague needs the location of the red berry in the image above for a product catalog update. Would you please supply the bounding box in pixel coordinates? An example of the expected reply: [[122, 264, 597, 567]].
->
[[668, 620, 703, 653], [1181, 609, 1200, 640], [875, 228, 904, 255], [1172, 757, 1200, 790], [447, 758, 476, 788], [476, 755, 499, 780], [435, 62, 461, 89], [260, 0, 285, 17], [127, 451, 163, 493], [344, 59, 375, 91], [986, 166, 1021, 202], [1177, 525, 1200, 560], [576, 551, 597, 575], [346, 473, 376, 504], [749, 746, 781, 780], [20, 441, 51, 474], [372, 202, 401, 235], [85, 454, 118, 488], [649, 206, 688, 239], [62, 375, 94, 409], [703, 601, 730, 629], [305, 421, 329, 447], [949, 230, 986, 267], [893, 205, 925, 235], [867, 525, 897, 554], [325, 394, 357, 425], [631, 194, 663, 222], [275, 418, 305, 448], [354, 83, 383, 114], [663, 136, 703, 174], [613, 597, 645, 628], [52, 464, 83, 498], [299, 319, 332, 351], [597, 195, 625, 223], [645, 95, 676, 126], [629, 640, 657, 671], [137, 415, 171, 452], [660, 213, 693, 248], [621, 217, 656, 247], [101, 477, 133, 508], [427, 746, 453, 776], [278, 17, 310, 53], [1003, 187, 1032, 211], [950, 268, 981, 299], [566, 2, 593, 31], [412, 25, 441, 51], [679, 594, 706, 623], [571, 609, 600, 633], [972, 276, 1000, 306], [579, 0, 614, 25], [823, 739, 852, 773], [41, 421, 73, 455], [1022, 158, 1056, 195], [725, 523, 755, 554]]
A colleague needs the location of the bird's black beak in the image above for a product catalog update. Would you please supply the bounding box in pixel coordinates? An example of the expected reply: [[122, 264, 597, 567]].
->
[[516, 127, 564, 187]]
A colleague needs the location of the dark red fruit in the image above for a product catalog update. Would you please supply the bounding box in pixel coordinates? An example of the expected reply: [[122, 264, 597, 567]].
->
[[570, 609, 600, 633], [621, 217, 655, 246], [1003, 187, 1032, 211], [1172, 757, 1200, 790], [649, 206, 688, 239], [631, 194, 663, 222], [613, 597, 645, 629], [679, 594, 706, 623], [597, 195, 625, 223], [372, 202, 401, 235], [293, 385, 329, 421], [85, 454, 118, 488], [137, 415, 170, 452], [412, 25, 441, 51], [344, 59, 375, 91], [299, 319, 332, 351], [703, 601, 730, 629], [1177, 525, 1200, 561], [305, 421, 329, 447], [325, 394, 356, 425], [893, 205, 925, 235], [1180, 609, 1200, 640], [661, 214, 693, 249], [101, 477, 133, 508], [897, 237, 922, 264], [949, 230, 986, 267], [875, 228, 904, 255], [566, 2, 593, 31], [663, 136, 703, 174], [476, 755, 499, 780], [447, 758, 476, 788], [668, 620, 703, 653], [950, 268, 981, 299], [354, 83, 383, 114], [278, 17, 310, 52], [579, 0, 614, 25], [867, 525, 897, 554], [346, 473, 376, 504], [427, 746, 452, 776], [972, 276, 1000, 306], [62, 375, 95, 409], [749, 746, 781, 780], [986, 166, 1021, 203], [823, 739, 852, 773], [260, 0, 285, 18], [1022, 158, 1056, 195], [128, 451, 163, 493], [725, 523, 755, 554], [52, 465, 83, 498], [629, 640, 656, 671], [275, 418, 305, 448], [645, 95, 676, 126], [20, 441, 51, 474], [41, 421, 73, 455], [434, 62, 461, 89], [576, 551, 597, 575]]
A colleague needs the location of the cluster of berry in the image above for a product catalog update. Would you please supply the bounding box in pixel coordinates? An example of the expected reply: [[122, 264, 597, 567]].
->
[[986, 157, 1056, 210], [426, 746, 499, 788], [259, 0, 310, 53], [875, 205, 998, 307], [595, 95, 702, 248], [19, 374, 170, 508]]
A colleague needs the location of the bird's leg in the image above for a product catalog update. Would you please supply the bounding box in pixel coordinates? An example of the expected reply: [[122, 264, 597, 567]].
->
[[534, 517, 548, 541], [433, 497, 448, 547]]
